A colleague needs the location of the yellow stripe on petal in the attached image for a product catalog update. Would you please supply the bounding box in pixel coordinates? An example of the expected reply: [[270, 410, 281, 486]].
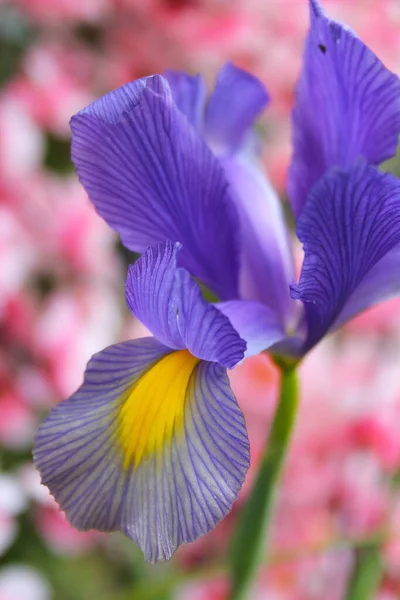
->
[[117, 350, 200, 468]]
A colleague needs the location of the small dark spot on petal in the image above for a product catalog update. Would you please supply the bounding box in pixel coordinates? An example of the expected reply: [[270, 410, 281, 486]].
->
[[318, 43, 327, 54]]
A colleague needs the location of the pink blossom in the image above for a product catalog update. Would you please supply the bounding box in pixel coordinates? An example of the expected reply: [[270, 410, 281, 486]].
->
[[10, 43, 93, 135], [32, 286, 122, 396], [34, 505, 102, 555], [0, 514, 17, 558], [0, 93, 44, 182], [0, 474, 27, 557], [176, 577, 227, 600], [0, 208, 37, 310], [347, 416, 400, 470], [0, 566, 51, 600], [0, 391, 36, 450], [15, 0, 111, 24]]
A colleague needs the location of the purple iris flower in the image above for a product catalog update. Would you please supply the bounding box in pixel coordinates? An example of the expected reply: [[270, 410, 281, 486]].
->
[[34, 241, 248, 563], [34, 0, 400, 562]]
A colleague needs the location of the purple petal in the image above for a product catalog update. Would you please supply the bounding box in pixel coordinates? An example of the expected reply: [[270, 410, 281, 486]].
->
[[291, 162, 400, 350], [163, 70, 206, 131], [34, 339, 249, 563], [288, 0, 400, 216], [125, 241, 246, 368], [204, 62, 270, 155], [217, 300, 286, 357], [334, 244, 400, 328], [70, 75, 239, 300], [222, 153, 295, 327]]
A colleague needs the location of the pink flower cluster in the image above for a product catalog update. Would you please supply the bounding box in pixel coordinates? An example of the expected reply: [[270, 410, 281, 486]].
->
[[0, 13, 123, 571], [1, 1, 400, 598]]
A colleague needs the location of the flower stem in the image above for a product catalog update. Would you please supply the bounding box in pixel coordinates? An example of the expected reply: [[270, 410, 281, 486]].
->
[[228, 366, 299, 600], [345, 543, 383, 600]]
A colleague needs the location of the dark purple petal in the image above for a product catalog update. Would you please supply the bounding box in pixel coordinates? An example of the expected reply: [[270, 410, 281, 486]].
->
[[222, 153, 295, 327], [334, 244, 400, 329], [288, 0, 400, 216], [125, 241, 246, 368], [204, 62, 269, 155], [34, 340, 249, 563], [70, 75, 239, 300], [217, 299, 286, 357], [291, 162, 400, 350], [163, 70, 206, 130]]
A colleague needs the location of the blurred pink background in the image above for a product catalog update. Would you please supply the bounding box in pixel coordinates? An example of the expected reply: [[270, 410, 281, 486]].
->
[[1, 1, 400, 598]]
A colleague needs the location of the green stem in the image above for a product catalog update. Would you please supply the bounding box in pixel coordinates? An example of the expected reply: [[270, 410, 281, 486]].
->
[[345, 544, 383, 600], [344, 465, 400, 599], [228, 367, 299, 600]]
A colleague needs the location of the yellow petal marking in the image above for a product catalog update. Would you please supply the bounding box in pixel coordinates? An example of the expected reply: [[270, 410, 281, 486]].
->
[[117, 349, 200, 468]]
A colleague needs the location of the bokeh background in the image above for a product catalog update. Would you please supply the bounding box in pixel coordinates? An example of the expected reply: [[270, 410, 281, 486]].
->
[[1, 0, 400, 598]]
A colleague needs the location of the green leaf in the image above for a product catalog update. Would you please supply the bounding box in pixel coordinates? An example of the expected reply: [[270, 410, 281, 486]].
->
[[44, 133, 74, 174], [0, 6, 35, 85], [345, 544, 383, 600]]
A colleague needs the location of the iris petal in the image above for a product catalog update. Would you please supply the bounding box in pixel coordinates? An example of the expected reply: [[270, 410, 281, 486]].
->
[[70, 75, 239, 300], [222, 153, 295, 326], [117, 349, 199, 468], [334, 245, 400, 328], [291, 162, 400, 350], [125, 241, 246, 368], [217, 300, 286, 358], [164, 70, 206, 130], [33, 339, 249, 563], [289, 0, 400, 216], [204, 62, 270, 155]]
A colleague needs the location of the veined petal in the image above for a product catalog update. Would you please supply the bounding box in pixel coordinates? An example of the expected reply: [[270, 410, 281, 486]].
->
[[217, 300, 286, 357], [291, 162, 400, 351], [333, 244, 400, 329], [70, 75, 239, 300], [222, 153, 295, 326], [33, 339, 249, 563], [125, 241, 246, 368], [204, 62, 270, 155], [164, 70, 206, 131], [288, 0, 400, 216]]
